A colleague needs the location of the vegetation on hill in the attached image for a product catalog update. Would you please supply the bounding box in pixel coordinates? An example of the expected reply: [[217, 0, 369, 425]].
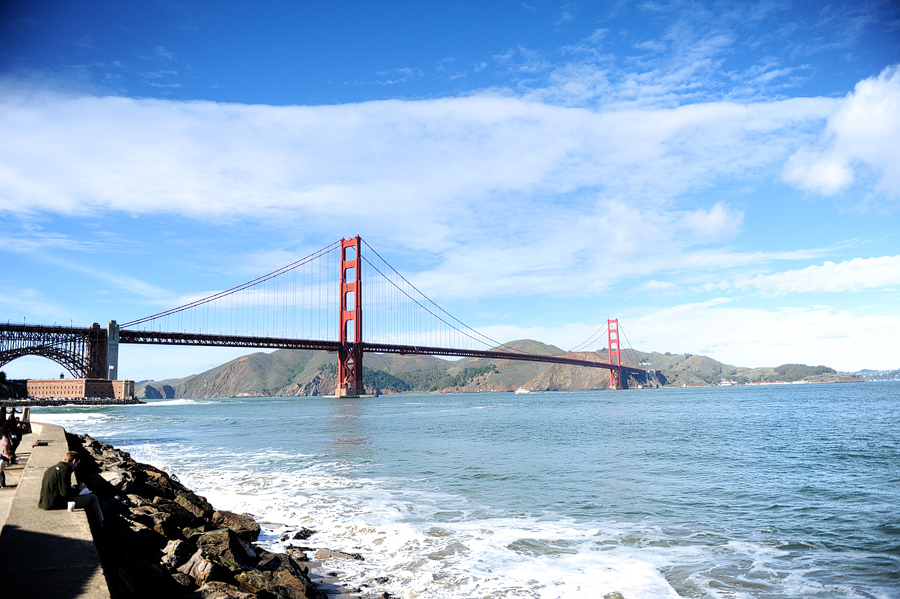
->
[[774, 364, 836, 381], [130, 341, 866, 399]]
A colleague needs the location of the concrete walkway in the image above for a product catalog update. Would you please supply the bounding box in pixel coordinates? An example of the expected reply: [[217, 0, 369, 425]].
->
[[0, 422, 111, 599]]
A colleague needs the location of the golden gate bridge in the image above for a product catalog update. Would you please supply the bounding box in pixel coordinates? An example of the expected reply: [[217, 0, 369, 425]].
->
[[0, 236, 647, 393]]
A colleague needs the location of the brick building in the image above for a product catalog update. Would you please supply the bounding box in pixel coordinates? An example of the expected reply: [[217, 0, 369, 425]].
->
[[27, 379, 135, 400]]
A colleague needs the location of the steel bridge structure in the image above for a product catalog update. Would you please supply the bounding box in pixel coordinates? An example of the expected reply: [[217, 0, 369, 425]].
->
[[1, 236, 646, 394]]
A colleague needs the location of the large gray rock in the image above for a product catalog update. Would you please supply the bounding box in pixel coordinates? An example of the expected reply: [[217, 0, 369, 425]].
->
[[100, 470, 126, 488], [314, 548, 364, 561], [211, 510, 261, 543], [195, 528, 258, 573], [178, 549, 223, 585], [154, 495, 203, 527], [161, 539, 194, 569], [234, 553, 318, 599], [176, 491, 214, 520], [188, 581, 256, 599]]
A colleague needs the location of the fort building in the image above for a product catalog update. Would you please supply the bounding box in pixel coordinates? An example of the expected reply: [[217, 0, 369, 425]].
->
[[27, 378, 135, 400]]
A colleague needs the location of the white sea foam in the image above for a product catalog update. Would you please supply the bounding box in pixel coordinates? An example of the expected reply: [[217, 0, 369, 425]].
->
[[119, 442, 685, 599], [30, 412, 111, 426], [143, 398, 212, 407]]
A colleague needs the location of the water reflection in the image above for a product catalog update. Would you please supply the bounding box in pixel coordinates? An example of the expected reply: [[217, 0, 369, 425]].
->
[[328, 397, 369, 450]]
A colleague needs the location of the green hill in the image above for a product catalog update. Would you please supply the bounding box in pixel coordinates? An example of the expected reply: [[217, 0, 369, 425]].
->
[[134, 341, 864, 399]]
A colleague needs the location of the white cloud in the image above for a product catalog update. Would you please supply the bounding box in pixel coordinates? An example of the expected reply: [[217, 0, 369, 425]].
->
[[622, 299, 900, 371], [634, 280, 683, 297], [0, 80, 838, 300], [734, 255, 900, 296], [783, 65, 900, 200], [0, 83, 833, 223], [459, 298, 900, 371]]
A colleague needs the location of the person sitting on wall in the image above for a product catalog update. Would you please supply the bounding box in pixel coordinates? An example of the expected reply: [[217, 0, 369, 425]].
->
[[0, 452, 13, 489], [38, 450, 104, 528], [9, 417, 23, 455], [0, 424, 14, 464]]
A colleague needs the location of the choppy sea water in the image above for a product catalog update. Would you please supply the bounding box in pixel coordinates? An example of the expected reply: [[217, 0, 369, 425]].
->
[[31, 382, 900, 598]]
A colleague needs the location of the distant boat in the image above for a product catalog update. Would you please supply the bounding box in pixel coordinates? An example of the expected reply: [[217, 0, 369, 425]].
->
[[515, 388, 531, 394]]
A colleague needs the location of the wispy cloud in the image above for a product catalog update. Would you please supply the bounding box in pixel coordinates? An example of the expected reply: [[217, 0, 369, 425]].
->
[[0, 73, 865, 302], [622, 298, 900, 370], [154, 46, 176, 60], [733, 255, 900, 296]]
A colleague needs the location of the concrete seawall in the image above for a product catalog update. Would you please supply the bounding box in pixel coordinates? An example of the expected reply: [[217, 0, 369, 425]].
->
[[0, 422, 111, 599]]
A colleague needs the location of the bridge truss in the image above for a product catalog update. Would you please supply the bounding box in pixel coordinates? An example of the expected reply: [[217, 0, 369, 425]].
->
[[0, 323, 111, 379], [2, 236, 646, 393]]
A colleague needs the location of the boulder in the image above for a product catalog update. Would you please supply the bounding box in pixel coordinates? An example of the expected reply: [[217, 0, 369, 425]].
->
[[314, 548, 364, 561], [126, 493, 148, 506], [234, 557, 318, 599], [160, 539, 194, 569], [143, 468, 178, 498], [176, 491, 214, 520], [188, 581, 256, 599], [154, 496, 202, 526], [212, 510, 261, 542], [285, 547, 310, 563], [150, 511, 181, 538], [178, 549, 225, 585], [129, 505, 159, 518], [183, 526, 210, 540], [100, 470, 126, 488], [280, 527, 315, 541], [195, 528, 258, 573]]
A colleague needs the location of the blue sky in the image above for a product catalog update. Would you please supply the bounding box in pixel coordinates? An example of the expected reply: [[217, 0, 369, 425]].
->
[[2, 0, 899, 380]]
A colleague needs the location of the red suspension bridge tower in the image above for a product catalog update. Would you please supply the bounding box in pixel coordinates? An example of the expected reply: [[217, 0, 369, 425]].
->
[[338, 236, 364, 396], [607, 318, 626, 390]]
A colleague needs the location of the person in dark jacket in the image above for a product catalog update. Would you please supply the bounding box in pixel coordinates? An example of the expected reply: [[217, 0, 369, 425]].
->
[[38, 451, 103, 527]]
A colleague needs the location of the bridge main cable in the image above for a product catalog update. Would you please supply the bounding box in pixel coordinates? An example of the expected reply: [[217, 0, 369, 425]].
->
[[120, 240, 342, 329]]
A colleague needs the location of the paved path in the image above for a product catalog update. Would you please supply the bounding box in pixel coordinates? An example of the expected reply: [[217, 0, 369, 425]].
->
[[0, 422, 111, 599], [0, 431, 30, 524]]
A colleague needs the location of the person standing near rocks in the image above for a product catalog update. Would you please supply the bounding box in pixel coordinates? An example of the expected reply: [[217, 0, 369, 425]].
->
[[38, 450, 104, 527]]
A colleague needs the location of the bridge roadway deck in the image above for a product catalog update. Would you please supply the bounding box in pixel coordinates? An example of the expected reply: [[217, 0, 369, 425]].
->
[[0, 422, 111, 599], [118, 330, 647, 375]]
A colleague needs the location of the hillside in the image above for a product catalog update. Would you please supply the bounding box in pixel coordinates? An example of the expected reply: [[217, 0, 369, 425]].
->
[[135, 341, 865, 399], [855, 369, 900, 381]]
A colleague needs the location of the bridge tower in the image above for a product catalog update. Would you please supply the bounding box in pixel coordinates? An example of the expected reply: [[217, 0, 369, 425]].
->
[[338, 236, 364, 397], [607, 318, 626, 390], [107, 320, 119, 380]]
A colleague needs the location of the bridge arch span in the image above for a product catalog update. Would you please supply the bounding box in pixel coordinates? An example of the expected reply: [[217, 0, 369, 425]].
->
[[0, 347, 85, 379], [0, 322, 116, 380]]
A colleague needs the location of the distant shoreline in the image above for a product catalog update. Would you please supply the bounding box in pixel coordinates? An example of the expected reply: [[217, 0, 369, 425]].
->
[[0, 397, 144, 408]]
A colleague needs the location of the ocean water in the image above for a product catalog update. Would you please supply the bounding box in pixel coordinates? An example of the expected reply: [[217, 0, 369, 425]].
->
[[30, 382, 900, 598]]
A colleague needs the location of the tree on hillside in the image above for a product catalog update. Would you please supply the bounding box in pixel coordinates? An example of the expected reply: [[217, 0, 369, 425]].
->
[[774, 364, 836, 381]]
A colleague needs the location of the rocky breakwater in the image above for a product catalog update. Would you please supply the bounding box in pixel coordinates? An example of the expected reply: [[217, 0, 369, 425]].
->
[[69, 432, 325, 599]]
